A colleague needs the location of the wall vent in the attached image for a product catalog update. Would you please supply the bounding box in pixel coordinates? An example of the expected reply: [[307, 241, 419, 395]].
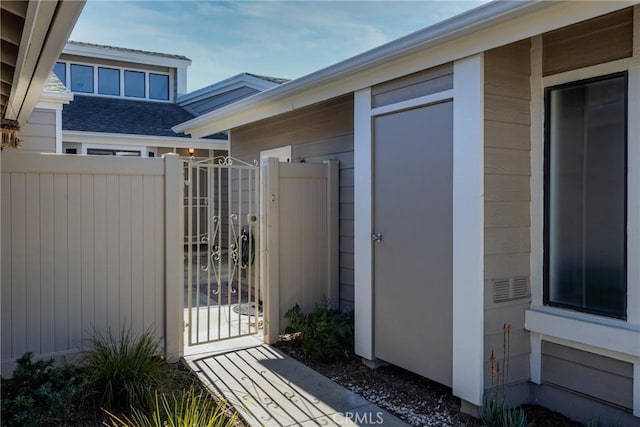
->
[[492, 276, 530, 303]]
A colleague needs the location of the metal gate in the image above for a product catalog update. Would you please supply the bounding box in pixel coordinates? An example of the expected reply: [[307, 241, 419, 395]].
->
[[184, 156, 260, 345]]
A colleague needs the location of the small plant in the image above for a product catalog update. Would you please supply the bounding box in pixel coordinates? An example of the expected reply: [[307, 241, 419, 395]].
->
[[0, 352, 86, 426], [81, 326, 166, 411], [284, 304, 306, 333], [105, 387, 237, 427], [480, 323, 529, 427], [284, 297, 354, 363]]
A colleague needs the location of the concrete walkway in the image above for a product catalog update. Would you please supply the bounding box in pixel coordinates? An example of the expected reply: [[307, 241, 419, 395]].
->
[[184, 337, 408, 427]]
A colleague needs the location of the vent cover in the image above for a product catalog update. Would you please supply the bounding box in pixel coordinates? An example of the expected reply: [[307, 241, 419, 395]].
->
[[492, 276, 530, 303]]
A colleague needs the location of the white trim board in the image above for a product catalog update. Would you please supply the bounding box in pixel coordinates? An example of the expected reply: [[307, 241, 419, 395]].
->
[[452, 54, 484, 407], [63, 42, 191, 69], [62, 130, 228, 151]]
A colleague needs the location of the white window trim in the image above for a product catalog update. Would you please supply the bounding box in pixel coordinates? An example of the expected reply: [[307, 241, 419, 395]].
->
[[353, 55, 484, 406], [528, 8, 640, 416], [81, 143, 147, 157], [58, 60, 173, 102], [259, 146, 292, 163]]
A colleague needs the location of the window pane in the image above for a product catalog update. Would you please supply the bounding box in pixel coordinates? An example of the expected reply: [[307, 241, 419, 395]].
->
[[53, 62, 66, 85], [98, 67, 120, 95], [149, 73, 169, 100], [70, 64, 94, 93], [124, 70, 145, 98], [546, 74, 626, 318]]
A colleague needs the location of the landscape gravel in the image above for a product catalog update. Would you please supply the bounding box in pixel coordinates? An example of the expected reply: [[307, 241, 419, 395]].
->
[[273, 333, 581, 427]]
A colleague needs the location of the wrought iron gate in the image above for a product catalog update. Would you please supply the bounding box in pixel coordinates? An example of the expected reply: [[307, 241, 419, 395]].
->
[[184, 156, 260, 345]]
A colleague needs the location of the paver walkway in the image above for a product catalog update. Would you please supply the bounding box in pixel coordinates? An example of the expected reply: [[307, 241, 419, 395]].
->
[[184, 339, 408, 427]]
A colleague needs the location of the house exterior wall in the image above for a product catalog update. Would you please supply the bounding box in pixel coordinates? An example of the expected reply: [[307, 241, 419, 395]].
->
[[231, 95, 354, 309], [19, 108, 57, 153], [527, 7, 639, 424], [483, 40, 532, 393], [1, 151, 169, 375], [542, 8, 634, 76]]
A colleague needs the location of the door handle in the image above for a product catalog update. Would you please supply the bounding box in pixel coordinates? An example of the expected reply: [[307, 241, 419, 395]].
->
[[371, 233, 383, 243]]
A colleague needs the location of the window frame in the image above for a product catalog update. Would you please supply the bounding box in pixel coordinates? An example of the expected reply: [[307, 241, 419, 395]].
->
[[70, 63, 94, 93], [55, 60, 172, 101], [98, 66, 121, 96], [149, 73, 170, 100], [542, 71, 629, 320]]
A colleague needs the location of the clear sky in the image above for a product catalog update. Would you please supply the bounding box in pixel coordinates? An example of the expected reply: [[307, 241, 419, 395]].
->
[[71, 0, 488, 92]]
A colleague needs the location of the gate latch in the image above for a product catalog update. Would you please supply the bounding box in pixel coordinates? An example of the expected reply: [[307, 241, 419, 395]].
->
[[371, 233, 383, 243]]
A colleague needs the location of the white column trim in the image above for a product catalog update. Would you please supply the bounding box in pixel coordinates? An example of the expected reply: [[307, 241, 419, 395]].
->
[[452, 54, 484, 406], [55, 105, 63, 154], [626, 5, 640, 325], [530, 332, 542, 384], [354, 88, 374, 360]]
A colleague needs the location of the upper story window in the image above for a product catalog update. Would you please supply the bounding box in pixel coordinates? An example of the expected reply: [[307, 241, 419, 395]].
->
[[53, 62, 66, 84], [55, 61, 172, 101], [544, 72, 627, 319], [98, 67, 120, 96], [70, 64, 94, 93], [149, 73, 169, 100], [124, 70, 145, 98]]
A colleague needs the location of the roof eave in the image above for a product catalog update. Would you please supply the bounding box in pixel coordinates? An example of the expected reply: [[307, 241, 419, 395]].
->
[[63, 42, 192, 68], [5, 0, 86, 124], [172, 0, 543, 136], [174, 0, 636, 138]]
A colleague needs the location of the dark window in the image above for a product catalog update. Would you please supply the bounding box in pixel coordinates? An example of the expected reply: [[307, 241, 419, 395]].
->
[[149, 73, 169, 100], [124, 70, 145, 98], [87, 148, 141, 157], [544, 72, 627, 319], [98, 67, 120, 95], [53, 62, 66, 85], [70, 64, 94, 93], [64, 148, 77, 154]]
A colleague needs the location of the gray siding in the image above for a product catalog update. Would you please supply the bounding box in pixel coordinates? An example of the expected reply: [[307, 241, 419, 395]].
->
[[371, 63, 453, 108], [182, 86, 260, 115], [542, 8, 633, 76], [19, 108, 56, 153], [541, 341, 634, 410], [231, 95, 354, 310], [483, 39, 532, 389]]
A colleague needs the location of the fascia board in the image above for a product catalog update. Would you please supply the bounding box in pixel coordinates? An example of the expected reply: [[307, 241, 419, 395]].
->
[[177, 74, 278, 105], [39, 90, 74, 105], [63, 43, 192, 69], [15, 0, 86, 124], [174, 0, 636, 138], [62, 130, 228, 150], [5, 1, 57, 121]]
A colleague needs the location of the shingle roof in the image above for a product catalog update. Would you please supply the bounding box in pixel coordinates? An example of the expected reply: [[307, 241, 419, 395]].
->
[[66, 40, 191, 61], [246, 73, 289, 85], [44, 73, 70, 94], [62, 95, 222, 138]]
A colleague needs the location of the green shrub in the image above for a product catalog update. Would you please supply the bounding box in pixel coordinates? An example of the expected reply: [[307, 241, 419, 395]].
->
[[283, 304, 306, 333], [81, 327, 166, 411], [284, 297, 354, 363], [0, 352, 86, 426], [105, 387, 236, 427]]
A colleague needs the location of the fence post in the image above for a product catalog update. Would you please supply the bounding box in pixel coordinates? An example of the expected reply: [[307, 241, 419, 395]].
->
[[261, 158, 280, 344], [324, 160, 340, 310], [164, 153, 183, 361]]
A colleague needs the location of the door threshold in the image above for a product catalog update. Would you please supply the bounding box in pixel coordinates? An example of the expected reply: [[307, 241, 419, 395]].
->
[[183, 335, 263, 358]]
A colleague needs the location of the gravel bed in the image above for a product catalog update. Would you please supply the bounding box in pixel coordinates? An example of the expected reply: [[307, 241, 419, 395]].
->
[[273, 333, 581, 427]]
